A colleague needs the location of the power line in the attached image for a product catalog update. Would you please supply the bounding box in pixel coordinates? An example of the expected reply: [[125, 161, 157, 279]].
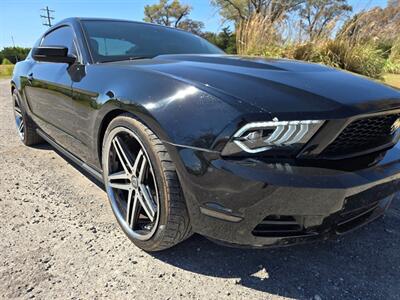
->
[[40, 6, 55, 27]]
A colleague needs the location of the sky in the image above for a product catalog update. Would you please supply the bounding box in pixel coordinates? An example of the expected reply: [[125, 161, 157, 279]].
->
[[0, 0, 389, 49]]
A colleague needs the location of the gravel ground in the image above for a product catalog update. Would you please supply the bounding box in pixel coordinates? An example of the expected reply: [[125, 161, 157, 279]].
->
[[0, 78, 399, 300]]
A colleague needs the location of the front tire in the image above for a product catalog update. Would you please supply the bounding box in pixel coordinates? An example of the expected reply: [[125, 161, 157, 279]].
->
[[102, 114, 192, 251], [12, 90, 42, 146]]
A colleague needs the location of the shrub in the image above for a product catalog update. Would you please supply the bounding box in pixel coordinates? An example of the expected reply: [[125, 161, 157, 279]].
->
[[281, 40, 385, 78], [376, 40, 394, 59], [0, 47, 31, 64], [385, 37, 400, 74], [2, 58, 13, 65], [262, 45, 289, 58], [292, 43, 319, 61], [319, 41, 385, 78], [384, 60, 400, 74], [390, 38, 400, 61]]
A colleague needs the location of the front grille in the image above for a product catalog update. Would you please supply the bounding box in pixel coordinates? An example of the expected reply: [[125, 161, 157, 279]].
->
[[322, 113, 400, 157]]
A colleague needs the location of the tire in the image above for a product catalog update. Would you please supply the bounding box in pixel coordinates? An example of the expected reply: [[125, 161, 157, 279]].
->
[[102, 114, 192, 251], [12, 90, 42, 146]]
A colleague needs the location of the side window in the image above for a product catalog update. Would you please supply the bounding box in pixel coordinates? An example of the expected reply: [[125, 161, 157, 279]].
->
[[41, 26, 77, 56]]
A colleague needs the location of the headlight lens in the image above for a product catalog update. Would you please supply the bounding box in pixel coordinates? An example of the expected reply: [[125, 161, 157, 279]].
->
[[222, 120, 324, 156]]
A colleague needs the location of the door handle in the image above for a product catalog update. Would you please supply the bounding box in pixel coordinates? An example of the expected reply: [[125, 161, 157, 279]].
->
[[27, 73, 34, 84]]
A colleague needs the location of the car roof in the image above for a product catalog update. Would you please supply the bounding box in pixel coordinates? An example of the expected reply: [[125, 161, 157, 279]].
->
[[52, 17, 178, 31]]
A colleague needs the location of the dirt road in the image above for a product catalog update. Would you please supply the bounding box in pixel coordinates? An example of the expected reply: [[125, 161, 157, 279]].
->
[[0, 78, 399, 299]]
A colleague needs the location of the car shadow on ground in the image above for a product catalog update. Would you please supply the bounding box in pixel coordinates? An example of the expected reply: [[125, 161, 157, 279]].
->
[[152, 200, 400, 299]]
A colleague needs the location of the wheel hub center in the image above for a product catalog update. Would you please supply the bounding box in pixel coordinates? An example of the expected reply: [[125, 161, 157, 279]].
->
[[131, 176, 138, 189]]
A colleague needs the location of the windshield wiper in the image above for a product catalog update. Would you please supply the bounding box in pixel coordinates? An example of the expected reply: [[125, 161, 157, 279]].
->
[[100, 56, 153, 63]]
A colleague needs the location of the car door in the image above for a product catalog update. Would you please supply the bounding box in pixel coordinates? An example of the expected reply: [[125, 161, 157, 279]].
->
[[24, 25, 88, 157]]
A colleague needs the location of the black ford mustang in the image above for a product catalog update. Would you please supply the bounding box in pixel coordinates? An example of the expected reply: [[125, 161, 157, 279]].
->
[[11, 18, 400, 251]]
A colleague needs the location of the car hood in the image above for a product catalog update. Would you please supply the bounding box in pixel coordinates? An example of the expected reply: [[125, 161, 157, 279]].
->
[[117, 54, 400, 118]]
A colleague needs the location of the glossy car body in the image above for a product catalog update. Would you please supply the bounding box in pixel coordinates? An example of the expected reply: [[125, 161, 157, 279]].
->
[[11, 17, 400, 248]]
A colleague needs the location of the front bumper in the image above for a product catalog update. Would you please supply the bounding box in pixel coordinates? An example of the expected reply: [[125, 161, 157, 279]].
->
[[168, 143, 400, 248]]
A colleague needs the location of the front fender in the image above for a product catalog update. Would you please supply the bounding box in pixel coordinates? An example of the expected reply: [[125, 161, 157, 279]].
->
[[72, 64, 246, 170], [87, 64, 244, 145], [91, 84, 243, 165]]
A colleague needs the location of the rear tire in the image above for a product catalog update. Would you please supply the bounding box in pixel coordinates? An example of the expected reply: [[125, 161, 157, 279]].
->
[[102, 114, 192, 251], [12, 90, 42, 146]]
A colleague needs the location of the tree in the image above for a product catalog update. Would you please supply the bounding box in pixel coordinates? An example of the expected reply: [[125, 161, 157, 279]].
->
[[143, 0, 204, 34], [211, 0, 305, 23], [203, 26, 237, 53], [299, 0, 352, 41], [0, 47, 31, 64], [178, 19, 204, 35]]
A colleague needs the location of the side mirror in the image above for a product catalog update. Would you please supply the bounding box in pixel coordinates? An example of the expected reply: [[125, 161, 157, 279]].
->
[[32, 46, 76, 64]]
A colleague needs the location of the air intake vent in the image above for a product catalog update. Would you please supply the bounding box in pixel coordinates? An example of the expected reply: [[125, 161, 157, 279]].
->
[[336, 203, 378, 234], [252, 215, 304, 237]]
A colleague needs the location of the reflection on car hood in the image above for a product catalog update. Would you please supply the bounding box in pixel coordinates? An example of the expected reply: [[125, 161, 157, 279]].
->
[[117, 54, 400, 117]]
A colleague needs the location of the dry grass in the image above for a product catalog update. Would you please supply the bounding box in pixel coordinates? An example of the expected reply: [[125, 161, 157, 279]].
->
[[236, 13, 284, 56], [236, 14, 389, 78], [0, 65, 14, 78], [291, 40, 387, 78], [384, 74, 400, 89], [234, 1, 400, 79]]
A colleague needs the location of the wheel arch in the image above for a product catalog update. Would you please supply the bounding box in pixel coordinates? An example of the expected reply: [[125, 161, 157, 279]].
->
[[95, 106, 172, 169], [97, 108, 126, 165]]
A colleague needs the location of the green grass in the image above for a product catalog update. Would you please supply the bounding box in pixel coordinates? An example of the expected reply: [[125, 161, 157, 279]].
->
[[384, 74, 400, 88], [0, 64, 14, 78]]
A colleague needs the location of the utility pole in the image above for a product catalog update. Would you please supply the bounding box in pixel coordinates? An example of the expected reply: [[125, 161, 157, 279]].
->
[[11, 35, 18, 63], [11, 36, 16, 48], [40, 6, 55, 27]]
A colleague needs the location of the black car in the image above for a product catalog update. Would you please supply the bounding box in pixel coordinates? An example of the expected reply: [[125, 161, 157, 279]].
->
[[11, 17, 400, 251]]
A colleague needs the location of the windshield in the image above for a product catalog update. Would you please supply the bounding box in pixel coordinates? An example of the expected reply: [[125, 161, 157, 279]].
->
[[81, 20, 224, 63]]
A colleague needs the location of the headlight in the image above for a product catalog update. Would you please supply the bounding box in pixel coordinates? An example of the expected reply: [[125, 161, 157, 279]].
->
[[222, 119, 324, 156]]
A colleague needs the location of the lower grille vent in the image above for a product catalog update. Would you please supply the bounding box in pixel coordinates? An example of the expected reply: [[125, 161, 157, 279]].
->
[[252, 215, 304, 237], [336, 204, 378, 234]]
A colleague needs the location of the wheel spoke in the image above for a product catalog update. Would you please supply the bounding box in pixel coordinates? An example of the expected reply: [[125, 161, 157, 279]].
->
[[129, 192, 141, 228], [112, 137, 134, 174], [126, 188, 133, 224], [108, 170, 130, 181], [139, 184, 157, 222], [109, 182, 131, 191], [136, 151, 157, 221], [132, 149, 144, 176], [137, 153, 147, 183], [18, 120, 24, 133], [137, 188, 156, 222], [15, 108, 22, 117]]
